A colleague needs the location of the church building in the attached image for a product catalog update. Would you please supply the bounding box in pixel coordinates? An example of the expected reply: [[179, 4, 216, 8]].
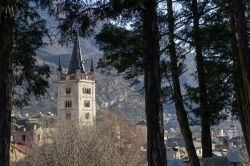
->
[[57, 33, 96, 126]]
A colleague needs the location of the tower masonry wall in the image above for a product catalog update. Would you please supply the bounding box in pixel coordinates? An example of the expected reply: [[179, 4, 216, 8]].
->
[[57, 72, 96, 126]]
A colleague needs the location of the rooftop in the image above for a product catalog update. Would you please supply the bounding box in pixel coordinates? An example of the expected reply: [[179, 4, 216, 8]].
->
[[68, 32, 85, 74]]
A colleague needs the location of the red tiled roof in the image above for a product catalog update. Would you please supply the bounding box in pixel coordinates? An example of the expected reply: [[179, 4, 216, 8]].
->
[[13, 144, 28, 153]]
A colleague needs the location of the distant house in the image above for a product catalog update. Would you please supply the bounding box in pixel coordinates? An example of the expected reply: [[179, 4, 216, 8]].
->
[[212, 126, 238, 140], [212, 129, 225, 138], [229, 137, 245, 150], [166, 138, 187, 160], [9, 143, 26, 162], [224, 126, 238, 139], [166, 138, 205, 160], [193, 141, 202, 158], [227, 151, 249, 166], [11, 113, 56, 148], [11, 123, 43, 147]]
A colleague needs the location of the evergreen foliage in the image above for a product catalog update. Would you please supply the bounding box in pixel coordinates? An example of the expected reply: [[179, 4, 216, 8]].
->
[[12, 0, 51, 107], [0, 1, 51, 165]]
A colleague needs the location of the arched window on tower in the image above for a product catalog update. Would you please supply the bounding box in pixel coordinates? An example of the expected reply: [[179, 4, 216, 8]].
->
[[85, 112, 90, 120], [66, 88, 71, 95], [66, 113, 71, 120], [83, 87, 91, 94], [65, 101, 72, 108], [84, 100, 90, 107]]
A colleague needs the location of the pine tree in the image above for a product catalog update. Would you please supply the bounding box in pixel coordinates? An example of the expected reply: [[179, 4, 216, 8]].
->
[[232, 0, 250, 156], [189, 0, 213, 157], [167, 0, 200, 165], [142, 0, 167, 165], [177, 0, 236, 158], [0, 1, 51, 165], [0, 1, 14, 165]]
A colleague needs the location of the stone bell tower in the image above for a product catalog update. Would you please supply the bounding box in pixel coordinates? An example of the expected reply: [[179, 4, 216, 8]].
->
[[57, 33, 96, 126]]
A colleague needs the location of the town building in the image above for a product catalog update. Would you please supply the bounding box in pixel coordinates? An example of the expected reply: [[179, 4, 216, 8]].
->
[[11, 123, 43, 147], [57, 33, 96, 126], [10, 112, 56, 147]]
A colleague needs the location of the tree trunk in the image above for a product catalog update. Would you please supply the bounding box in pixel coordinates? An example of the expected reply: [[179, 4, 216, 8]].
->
[[167, 0, 200, 165], [232, 0, 250, 156], [191, 0, 212, 158], [0, 77, 11, 166], [142, 0, 167, 165], [230, 10, 249, 156], [0, 1, 13, 166], [201, 122, 212, 157]]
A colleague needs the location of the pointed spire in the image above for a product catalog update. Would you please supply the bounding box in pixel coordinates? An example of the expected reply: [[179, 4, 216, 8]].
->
[[90, 56, 94, 73], [58, 55, 62, 72], [68, 31, 85, 74]]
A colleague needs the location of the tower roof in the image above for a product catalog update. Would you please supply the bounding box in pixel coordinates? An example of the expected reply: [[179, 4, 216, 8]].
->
[[90, 56, 94, 73], [58, 55, 62, 72], [68, 33, 85, 74]]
